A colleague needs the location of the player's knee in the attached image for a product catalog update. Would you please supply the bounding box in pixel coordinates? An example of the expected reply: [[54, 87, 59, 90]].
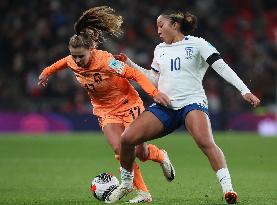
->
[[121, 130, 136, 147], [112, 145, 121, 155], [135, 146, 148, 161], [195, 137, 215, 153]]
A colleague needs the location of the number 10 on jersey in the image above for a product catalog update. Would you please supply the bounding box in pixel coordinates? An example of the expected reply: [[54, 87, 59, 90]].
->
[[171, 57, 180, 71]]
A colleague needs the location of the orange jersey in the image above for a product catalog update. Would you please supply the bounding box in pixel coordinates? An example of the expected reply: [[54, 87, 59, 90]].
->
[[41, 49, 159, 116]]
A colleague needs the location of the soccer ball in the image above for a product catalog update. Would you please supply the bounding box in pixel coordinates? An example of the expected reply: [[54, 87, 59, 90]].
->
[[90, 173, 119, 201]]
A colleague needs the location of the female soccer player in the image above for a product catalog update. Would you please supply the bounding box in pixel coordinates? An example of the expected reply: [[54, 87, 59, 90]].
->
[[38, 6, 175, 203], [107, 10, 260, 204]]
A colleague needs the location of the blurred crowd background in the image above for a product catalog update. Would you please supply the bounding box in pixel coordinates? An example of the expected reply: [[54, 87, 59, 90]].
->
[[0, 0, 276, 132]]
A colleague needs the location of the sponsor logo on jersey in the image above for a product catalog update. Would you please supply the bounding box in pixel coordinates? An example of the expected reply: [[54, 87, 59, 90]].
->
[[159, 53, 166, 58]]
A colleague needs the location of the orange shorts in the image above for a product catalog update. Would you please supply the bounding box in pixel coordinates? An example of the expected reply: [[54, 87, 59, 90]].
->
[[97, 101, 145, 129]]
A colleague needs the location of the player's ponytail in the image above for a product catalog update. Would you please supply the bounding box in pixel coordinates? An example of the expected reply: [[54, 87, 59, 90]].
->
[[182, 12, 197, 34], [69, 6, 123, 48], [161, 11, 197, 34]]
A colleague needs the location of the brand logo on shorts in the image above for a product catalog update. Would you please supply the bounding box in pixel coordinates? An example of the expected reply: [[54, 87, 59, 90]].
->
[[196, 102, 208, 109], [149, 103, 157, 107]]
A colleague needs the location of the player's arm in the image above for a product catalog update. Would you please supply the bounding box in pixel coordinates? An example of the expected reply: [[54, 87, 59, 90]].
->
[[116, 53, 160, 86], [210, 58, 260, 107], [114, 53, 159, 86], [198, 39, 260, 107], [38, 57, 68, 87], [124, 64, 170, 106], [108, 58, 170, 106]]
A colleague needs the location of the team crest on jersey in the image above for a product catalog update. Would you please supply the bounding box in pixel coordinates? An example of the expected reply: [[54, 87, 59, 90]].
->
[[109, 58, 124, 74], [185, 47, 193, 59], [93, 73, 102, 83]]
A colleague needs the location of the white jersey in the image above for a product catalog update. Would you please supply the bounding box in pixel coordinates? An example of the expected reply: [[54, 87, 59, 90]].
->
[[152, 35, 236, 110]]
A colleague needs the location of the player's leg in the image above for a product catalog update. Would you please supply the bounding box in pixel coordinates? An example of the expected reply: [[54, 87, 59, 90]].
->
[[106, 111, 165, 203], [115, 154, 152, 203], [103, 123, 152, 203], [135, 143, 175, 181], [127, 102, 175, 182], [185, 110, 226, 170], [121, 111, 165, 171], [102, 123, 124, 155], [185, 110, 237, 204]]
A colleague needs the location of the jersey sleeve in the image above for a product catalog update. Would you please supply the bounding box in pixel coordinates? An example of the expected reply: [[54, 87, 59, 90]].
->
[[150, 46, 160, 73], [107, 57, 160, 97], [212, 59, 250, 95], [198, 38, 220, 61], [126, 58, 159, 87], [41, 56, 69, 77], [151, 59, 160, 73]]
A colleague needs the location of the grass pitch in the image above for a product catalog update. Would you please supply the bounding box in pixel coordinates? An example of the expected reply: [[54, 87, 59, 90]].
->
[[0, 132, 276, 205]]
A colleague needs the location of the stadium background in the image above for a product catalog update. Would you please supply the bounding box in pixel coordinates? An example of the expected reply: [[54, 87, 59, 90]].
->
[[0, 1, 277, 205], [0, 0, 276, 133]]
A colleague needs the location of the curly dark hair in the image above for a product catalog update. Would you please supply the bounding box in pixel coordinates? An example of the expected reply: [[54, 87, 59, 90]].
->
[[69, 6, 123, 49], [161, 10, 197, 34]]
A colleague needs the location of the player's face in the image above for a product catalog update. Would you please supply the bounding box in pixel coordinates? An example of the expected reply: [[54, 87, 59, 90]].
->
[[69, 46, 92, 68], [157, 15, 179, 44]]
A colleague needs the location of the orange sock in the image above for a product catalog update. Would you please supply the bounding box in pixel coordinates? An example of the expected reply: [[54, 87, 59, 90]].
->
[[142, 144, 164, 163], [114, 155, 148, 192], [133, 162, 148, 192]]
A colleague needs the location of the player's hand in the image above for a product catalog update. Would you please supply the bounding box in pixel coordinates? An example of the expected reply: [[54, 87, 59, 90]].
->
[[243, 93, 260, 108], [154, 92, 171, 107], [38, 73, 48, 87], [113, 53, 128, 62]]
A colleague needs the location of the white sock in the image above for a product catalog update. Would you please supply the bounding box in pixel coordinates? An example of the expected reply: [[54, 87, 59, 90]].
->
[[120, 167, 134, 189], [216, 168, 234, 193]]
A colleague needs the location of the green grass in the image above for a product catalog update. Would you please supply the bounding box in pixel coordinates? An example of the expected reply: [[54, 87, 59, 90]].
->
[[0, 132, 276, 205]]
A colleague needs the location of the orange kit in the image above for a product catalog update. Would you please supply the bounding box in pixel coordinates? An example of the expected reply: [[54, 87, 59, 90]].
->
[[41, 49, 160, 128]]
